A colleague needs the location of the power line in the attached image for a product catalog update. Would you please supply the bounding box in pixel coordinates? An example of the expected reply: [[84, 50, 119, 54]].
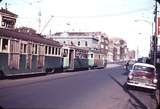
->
[[53, 8, 152, 18]]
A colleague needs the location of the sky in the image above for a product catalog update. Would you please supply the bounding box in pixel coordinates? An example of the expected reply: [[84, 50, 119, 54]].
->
[[0, 0, 156, 57]]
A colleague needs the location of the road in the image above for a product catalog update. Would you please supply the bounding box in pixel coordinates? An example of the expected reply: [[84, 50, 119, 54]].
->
[[0, 64, 157, 109]]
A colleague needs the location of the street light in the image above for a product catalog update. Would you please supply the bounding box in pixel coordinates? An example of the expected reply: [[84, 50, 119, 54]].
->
[[134, 19, 153, 59], [134, 19, 153, 35]]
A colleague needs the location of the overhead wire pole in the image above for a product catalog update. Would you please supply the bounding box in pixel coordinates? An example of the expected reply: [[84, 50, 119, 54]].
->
[[21, 0, 43, 33], [154, 1, 160, 107], [154, 0, 158, 66]]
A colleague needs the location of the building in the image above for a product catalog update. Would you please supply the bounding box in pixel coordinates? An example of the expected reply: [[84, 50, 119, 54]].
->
[[127, 50, 136, 60], [108, 37, 128, 61], [49, 32, 109, 51], [0, 7, 17, 29], [98, 32, 109, 53]]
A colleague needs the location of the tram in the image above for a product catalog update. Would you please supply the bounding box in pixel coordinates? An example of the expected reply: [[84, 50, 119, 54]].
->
[[62, 45, 89, 71], [88, 49, 107, 69], [0, 28, 63, 78]]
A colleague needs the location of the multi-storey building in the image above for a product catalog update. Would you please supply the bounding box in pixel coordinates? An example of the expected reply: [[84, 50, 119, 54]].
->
[[108, 37, 128, 61], [49, 32, 109, 52], [127, 50, 136, 60], [0, 7, 17, 29]]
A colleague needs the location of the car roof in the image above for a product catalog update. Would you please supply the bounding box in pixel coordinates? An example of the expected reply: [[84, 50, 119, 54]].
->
[[133, 63, 155, 69]]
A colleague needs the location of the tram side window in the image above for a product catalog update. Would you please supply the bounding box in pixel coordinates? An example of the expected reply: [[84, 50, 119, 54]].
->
[[55, 48, 58, 55], [20, 43, 23, 53], [32, 44, 38, 55], [52, 47, 54, 55], [32, 44, 35, 54], [58, 48, 61, 55], [20, 43, 27, 54], [24, 44, 27, 53], [2, 39, 8, 52], [45, 46, 48, 54], [35, 44, 37, 54], [48, 46, 51, 54]]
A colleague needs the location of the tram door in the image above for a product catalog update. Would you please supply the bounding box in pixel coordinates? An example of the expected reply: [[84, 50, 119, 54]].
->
[[37, 45, 45, 69], [69, 49, 74, 70], [26, 42, 32, 69], [9, 39, 20, 70]]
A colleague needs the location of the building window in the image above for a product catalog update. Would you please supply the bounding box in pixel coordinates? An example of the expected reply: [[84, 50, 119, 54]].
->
[[1, 21, 5, 27], [71, 41, 73, 45], [85, 41, 88, 47], [2, 39, 8, 52], [101, 44, 104, 48], [105, 46, 108, 49], [91, 54, 93, 58], [78, 41, 80, 46]]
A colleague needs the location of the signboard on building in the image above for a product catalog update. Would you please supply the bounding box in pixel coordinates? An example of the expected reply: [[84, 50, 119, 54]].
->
[[157, 16, 160, 36]]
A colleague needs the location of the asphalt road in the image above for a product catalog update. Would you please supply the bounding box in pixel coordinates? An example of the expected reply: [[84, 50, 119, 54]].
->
[[0, 64, 157, 109]]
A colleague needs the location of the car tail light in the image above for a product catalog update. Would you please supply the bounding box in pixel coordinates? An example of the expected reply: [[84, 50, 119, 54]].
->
[[128, 74, 133, 80], [153, 78, 158, 84]]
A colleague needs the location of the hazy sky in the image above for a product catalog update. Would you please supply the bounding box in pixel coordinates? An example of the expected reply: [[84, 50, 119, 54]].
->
[[0, 0, 156, 57]]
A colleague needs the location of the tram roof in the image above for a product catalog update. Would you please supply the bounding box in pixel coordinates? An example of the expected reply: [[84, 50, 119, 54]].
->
[[0, 28, 62, 47]]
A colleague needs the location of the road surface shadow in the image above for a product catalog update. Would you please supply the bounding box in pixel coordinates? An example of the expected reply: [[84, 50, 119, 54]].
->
[[0, 70, 97, 90], [0, 106, 4, 109], [109, 74, 148, 109], [122, 70, 129, 76]]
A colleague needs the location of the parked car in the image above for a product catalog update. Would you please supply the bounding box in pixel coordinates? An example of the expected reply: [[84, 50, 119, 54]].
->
[[126, 63, 158, 90]]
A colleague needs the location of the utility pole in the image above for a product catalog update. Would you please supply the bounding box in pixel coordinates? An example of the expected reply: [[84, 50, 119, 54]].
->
[[153, 0, 158, 66], [154, 1, 160, 108], [38, 10, 41, 33], [22, 0, 42, 33]]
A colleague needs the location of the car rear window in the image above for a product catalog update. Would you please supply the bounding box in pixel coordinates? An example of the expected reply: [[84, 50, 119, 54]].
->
[[133, 65, 155, 73]]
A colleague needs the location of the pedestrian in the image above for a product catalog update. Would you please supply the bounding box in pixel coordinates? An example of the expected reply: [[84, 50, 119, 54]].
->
[[125, 61, 129, 71], [104, 60, 107, 67]]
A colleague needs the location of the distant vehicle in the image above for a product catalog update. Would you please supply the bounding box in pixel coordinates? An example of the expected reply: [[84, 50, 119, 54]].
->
[[137, 57, 151, 64], [62, 45, 106, 71], [62, 45, 89, 71], [126, 63, 158, 90]]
